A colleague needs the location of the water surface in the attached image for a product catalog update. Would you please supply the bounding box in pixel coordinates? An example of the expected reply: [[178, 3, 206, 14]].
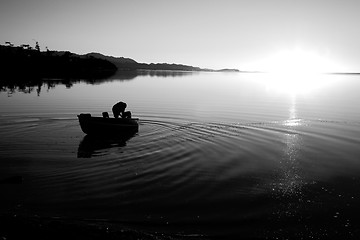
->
[[1, 72, 360, 239]]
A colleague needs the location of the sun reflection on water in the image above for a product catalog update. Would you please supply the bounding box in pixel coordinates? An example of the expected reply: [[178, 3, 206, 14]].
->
[[284, 97, 301, 127], [263, 72, 338, 96], [272, 96, 306, 219]]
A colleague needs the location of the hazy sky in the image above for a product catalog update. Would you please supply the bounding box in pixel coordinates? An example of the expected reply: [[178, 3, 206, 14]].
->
[[1, 0, 360, 71]]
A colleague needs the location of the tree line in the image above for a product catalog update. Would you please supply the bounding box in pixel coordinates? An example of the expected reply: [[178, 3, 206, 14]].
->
[[0, 42, 117, 80]]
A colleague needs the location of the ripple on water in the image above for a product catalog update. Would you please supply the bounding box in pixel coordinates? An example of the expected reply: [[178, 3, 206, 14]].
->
[[1, 115, 360, 238]]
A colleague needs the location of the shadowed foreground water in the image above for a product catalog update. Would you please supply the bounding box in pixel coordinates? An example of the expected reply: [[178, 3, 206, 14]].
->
[[1, 72, 360, 239]]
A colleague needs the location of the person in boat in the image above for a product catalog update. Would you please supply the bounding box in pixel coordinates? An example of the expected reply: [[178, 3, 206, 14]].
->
[[112, 101, 132, 118]]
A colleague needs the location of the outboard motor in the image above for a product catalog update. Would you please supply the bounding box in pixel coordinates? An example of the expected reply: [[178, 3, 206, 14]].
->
[[79, 113, 91, 118], [102, 112, 109, 118]]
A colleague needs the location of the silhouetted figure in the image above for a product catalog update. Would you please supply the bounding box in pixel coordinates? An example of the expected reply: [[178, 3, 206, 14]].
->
[[112, 101, 132, 118]]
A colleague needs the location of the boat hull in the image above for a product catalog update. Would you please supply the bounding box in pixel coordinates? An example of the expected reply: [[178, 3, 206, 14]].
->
[[78, 113, 139, 135]]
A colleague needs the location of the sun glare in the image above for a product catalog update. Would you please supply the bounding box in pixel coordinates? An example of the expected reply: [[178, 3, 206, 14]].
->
[[264, 72, 337, 95], [258, 48, 338, 74], [248, 48, 341, 95]]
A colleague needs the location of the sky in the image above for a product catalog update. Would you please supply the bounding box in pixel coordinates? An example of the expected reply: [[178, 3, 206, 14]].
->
[[1, 0, 360, 72]]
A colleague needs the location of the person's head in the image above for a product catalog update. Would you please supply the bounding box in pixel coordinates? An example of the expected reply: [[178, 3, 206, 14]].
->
[[117, 102, 127, 112]]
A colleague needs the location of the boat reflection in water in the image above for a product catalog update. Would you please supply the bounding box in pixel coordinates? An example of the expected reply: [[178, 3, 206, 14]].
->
[[77, 131, 137, 158]]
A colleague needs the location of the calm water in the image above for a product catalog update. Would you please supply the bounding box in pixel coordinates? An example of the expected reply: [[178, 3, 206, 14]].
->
[[1, 71, 360, 239]]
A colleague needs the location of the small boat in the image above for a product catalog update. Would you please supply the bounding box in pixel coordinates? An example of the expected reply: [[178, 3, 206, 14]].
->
[[78, 113, 139, 135]]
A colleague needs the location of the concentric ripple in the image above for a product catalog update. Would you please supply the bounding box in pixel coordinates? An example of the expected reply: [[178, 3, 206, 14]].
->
[[1, 114, 360, 238]]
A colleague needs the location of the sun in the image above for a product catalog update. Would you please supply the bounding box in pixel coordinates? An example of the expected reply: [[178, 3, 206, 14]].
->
[[245, 48, 340, 95], [246, 48, 342, 94]]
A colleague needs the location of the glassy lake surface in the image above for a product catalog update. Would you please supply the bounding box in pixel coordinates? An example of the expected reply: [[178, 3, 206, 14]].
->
[[1, 71, 360, 239]]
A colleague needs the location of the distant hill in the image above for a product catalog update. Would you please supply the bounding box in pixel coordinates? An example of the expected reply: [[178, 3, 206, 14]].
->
[[85, 52, 240, 72], [86, 53, 209, 72], [86, 53, 138, 66], [217, 69, 241, 72]]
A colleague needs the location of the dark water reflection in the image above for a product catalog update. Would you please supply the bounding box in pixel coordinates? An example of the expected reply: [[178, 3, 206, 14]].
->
[[0, 70, 196, 96], [77, 132, 138, 158], [1, 72, 360, 239]]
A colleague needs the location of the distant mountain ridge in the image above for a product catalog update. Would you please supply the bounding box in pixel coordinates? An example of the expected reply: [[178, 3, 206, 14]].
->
[[85, 52, 240, 72], [86, 53, 202, 71], [86, 53, 138, 65]]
